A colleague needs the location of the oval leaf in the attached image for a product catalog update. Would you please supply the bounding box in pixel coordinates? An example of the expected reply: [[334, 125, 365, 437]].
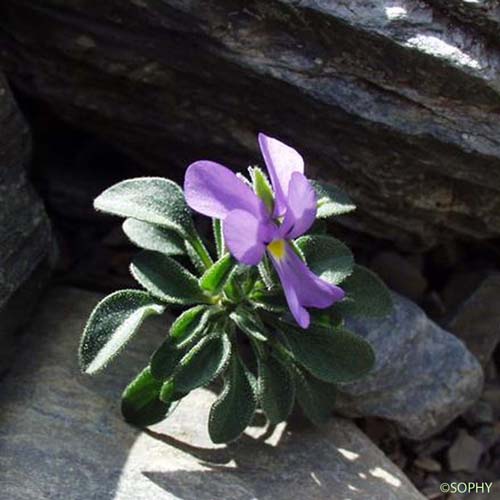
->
[[174, 334, 232, 392], [123, 218, 185, 256], [79, 290, 165, 374], [258, 355, 295, 424], [230, 308, 268, 342], [170, 305, 212, 347], [296, 234, 354, 285], [285, 326, 375, 383], [311, 180, 356, 218], [94, 177, 195, 238], [208, 356, 257, 443], [291, 365, 337, 426], [121, 367, 171, 427], [130, 250, 206, 304], [199, 253, 235, 294], [335, 265, 392, 318]]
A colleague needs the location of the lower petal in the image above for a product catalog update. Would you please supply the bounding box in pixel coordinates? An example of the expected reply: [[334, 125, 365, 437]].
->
[[269, 243, 344, 328], [224, 209, 275, 265]]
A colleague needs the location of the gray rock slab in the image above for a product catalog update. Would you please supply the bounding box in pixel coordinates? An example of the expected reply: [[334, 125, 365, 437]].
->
[[0, 287, 424, 500], [0, 72, 54, 368], [337, 293, 484, 440], [2, 1, 500, 247]]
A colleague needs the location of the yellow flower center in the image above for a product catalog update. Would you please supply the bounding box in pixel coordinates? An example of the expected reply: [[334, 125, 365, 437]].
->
[[267, 239, 286, 260]]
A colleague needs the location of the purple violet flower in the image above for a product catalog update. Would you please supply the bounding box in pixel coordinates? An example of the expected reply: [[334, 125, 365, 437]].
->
[[184, 133, 345, 328]]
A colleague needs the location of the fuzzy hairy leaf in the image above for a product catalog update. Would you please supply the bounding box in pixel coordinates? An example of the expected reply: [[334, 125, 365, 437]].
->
[[311, 180, 356, 218], [230, 308, 268, 342], [122, 219, 185, 256], [169, 305, 212, 347], [292, 366, 337, 426], [150, 340, 185, 381], [251, 289, 288, 313], [94, 177, 196, 238], [258, 355, 295, 424], [121, 367, 171, 426], [200, 253, 235, 294], [173, 334, 232, 392], [296, 234, 354, 285], [79, 290, 165, 375], [208, 356, 257, 443], [335, 265, 393, 318], [130, 251, 206, 304], [285, 326, 375, 383]]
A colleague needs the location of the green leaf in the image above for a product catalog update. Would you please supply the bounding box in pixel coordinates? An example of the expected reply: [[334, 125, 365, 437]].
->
[[292, 366, 337, 426], [208, 356, 257, 443], [335, 265, 393, 318], [150, 340, 186, 381], [121, 367, 171, 426], [130, 250, 207, 304], [169, 305, 212, 347], [173, 334, 232, 392], [311, 180, 356, 218], [258, 355, 295, 424], [199, 253, 235, 294], [250, 166, 274, 213], [158, 379, 187, 403], [284, 326, 375, 383], [296, 234, 353, 285], [79, 290, 165, 375], [212, 219, 225, 258], [122, 219, 185, 256], [94, 177, 196, 238], [230, 308, 269, 342], [251, 289, 288, 313]]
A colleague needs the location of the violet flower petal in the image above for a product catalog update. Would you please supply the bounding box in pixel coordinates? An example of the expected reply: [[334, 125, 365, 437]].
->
[[279, 172, 317, 240], [184, 160, 265, 219], [258, 133, 304, 218], [269, 242, 345, 328], [224, 209, 276, 265]]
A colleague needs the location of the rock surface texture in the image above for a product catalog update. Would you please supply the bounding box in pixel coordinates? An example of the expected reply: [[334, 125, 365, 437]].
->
[[1, 1, 500, 248], [339, 293, 484, 440], [0, 72, 53, 365], [0, 287, 425, 500]]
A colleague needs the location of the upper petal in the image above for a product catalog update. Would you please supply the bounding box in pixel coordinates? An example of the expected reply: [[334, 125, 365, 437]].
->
[[258, 133, 304, 217], [269, 243, 345, 328], [224, 209, 276, 265], [280, 172, 317, 240], [184, 160, 264, 219]]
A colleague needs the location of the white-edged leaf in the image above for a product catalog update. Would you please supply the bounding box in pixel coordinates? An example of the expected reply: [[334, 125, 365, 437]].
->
[[130, 250, 206, 304], [79, 290, 165, 374], [122, 218, 185, 256], [311, 180, 356, 217], [94, 177, 195, 238]]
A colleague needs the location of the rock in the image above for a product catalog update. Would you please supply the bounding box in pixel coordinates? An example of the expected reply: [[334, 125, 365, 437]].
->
[[2, 2, 500, 248], [447, 273, 500, 367], [0, 287, 425, 500], [336, 293, 484, 440], [463, 400, 495, 427], [482, 386, 500, 418], [472, 424, 500, 451], [413, 456, 442, 473], [0, 72, 54, 369], [369, 251, 427, 302], [447, 429, 484, 473]]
